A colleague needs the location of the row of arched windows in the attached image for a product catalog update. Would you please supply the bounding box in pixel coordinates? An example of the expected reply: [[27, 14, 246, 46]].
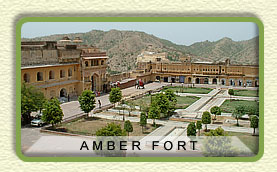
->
[[23, 68, 73, 83], [85, 60, 105, 67], [202, 68, 219, 72]]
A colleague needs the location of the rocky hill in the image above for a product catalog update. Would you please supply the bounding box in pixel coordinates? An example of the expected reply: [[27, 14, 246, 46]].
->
[[22, 30, 259, 73]]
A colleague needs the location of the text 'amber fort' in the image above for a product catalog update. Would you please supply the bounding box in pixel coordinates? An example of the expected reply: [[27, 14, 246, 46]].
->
[[21, 37, 259, 100]]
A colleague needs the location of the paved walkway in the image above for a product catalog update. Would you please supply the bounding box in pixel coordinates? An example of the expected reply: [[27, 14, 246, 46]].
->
[[184, 89, 221, 112], [60, 82, 169, 119]]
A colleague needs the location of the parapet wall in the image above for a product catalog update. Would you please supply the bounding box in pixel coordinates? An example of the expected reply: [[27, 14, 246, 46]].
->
[[107, 72, 133, 83], [21, 49, 59, 66]]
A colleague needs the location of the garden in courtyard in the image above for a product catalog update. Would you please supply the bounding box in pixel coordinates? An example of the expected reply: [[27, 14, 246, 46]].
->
[[22, 83, 261, 156], [132, 94, 200, 109], [162, 86, 213, 94], [220, 100, 259, 113]]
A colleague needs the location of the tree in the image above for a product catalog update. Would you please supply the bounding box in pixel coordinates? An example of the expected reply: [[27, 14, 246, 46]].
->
[[250, 115, 259, 135], [96, 123, 126, 136], [164, 89, 177, 102], [148, 102, 161, 127], [202, 111, 211, 132], [196, 121, 202, 136], [21, 83, 46, 124], [228, 89, 234, 101], [124, 120, 133, 137], [95, 123, 126, 157], [78, 90, 96, 117], [205, 127, 225, 136], [210, 106, 221, 120], [152, 93, 169, 117], [42, 98, 64, 128], [232, 105, 246, 126], [164, 89, 177, 116], [120, 99, 126, 121], [140, 112, 147, 133], [247, 105, 259, 117], [187, 122, 197, 136], [109, 87, 122, 111]]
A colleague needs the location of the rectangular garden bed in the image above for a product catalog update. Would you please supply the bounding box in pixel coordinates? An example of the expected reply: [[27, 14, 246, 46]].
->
[[45, 117, 159, 136]]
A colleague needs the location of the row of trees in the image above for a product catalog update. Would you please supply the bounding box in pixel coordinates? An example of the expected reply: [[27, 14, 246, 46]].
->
[[187, 105, 259, 136], [21, 83, 98, 127], [115, 89, 178, 131], [231, 105, 259, 135], [228, 89, 259, 134], [22, 83, 259, 136], [78, 87, 122, 118], [22, 84, 100, 128], [187, 112, 210, 137], [22, 84, 133, 129]]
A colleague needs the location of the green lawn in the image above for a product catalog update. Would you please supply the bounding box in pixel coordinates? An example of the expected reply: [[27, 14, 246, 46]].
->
[[220, 100, 259, 113], [132, 95, 152, 106], [234, 89, 258, 97], [176, 96, 200, 109], [226, 131, 259, 154], [132, 95, 200, 109], [162, 86, 212, 94]]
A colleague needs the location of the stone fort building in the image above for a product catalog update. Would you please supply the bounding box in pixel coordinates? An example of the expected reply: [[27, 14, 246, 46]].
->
[[21, 37, 109, 100], [134, 47, 259, 87], [21, 40, 259, 100]]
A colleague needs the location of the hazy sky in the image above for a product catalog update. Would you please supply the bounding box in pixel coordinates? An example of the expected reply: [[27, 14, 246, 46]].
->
[[21, 22, 258, 46]]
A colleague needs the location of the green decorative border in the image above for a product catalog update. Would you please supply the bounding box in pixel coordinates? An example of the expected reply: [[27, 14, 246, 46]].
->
[[16, 17, 264, 162]]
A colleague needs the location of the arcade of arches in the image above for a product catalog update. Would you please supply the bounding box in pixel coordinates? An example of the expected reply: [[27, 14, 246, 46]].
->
[[148, 75, 258, 87]]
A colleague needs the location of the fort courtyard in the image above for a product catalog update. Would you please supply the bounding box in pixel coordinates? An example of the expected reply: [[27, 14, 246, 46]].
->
[[21, 38, 260, 157]]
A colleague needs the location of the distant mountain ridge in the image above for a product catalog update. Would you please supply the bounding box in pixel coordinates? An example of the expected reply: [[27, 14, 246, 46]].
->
[[22, 30, 259, 73]]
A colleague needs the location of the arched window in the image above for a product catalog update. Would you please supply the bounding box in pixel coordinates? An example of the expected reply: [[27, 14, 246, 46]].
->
[[23, 73, 30, 83], [49, 70, 54, 80], [68, 68, 72, 77], [37, 72, 43, 81], [60, 70, 65, 78], [85, 61, 88, 67], [188, 77, 192, 84], [101, 60, 104, 65]]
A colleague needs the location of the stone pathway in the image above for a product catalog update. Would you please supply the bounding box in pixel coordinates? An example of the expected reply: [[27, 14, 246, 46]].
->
[[179, 89, 221, 112], [60, 82, 169, 119]]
